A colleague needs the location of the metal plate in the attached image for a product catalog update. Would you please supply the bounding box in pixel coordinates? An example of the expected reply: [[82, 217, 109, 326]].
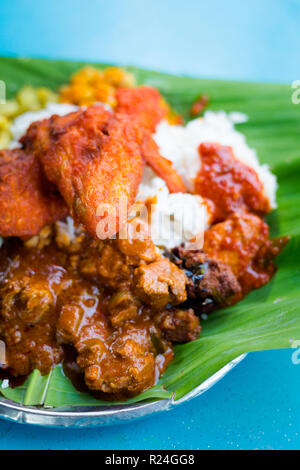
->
[[0, 354, 246, 427]]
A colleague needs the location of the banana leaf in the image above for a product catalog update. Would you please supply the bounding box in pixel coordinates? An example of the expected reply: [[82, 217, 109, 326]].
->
[[0, 57, 299, 406]]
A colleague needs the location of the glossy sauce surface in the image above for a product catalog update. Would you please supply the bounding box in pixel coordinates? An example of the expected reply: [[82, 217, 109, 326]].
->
[[0, 230, 179, 398], [195, 142, 270, 222]]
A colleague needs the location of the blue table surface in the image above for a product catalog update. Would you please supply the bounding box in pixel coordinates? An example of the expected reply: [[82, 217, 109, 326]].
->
[[0, 0, 299, 450]]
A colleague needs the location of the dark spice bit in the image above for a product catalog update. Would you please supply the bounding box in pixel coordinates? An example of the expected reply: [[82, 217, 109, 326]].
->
[[164, 245, 241, 315]]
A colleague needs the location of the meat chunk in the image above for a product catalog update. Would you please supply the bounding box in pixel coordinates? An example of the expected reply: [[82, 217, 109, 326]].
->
[[116, 218, 159, 263], [55, 259, 173, 396], [79, 240, 132, 288], [56, 284, 100, 344], [107, 288, 141, 327], [79, 326, 155, 395], [3, 341, 62, 377], [0, 149, 68, 238], [170, 246, 242, 308], [0, 241, 69, 375], [156, 308, 201, 343], [76, 318, 172, 396], [78, 230, 159, 291], [195, 143, 270, 222], [77, 216, 159, 289], [21, 106, 144, 239], [1, 278, 54, 325], [204, 211, 281, 295], [134, 258, 187, 309]]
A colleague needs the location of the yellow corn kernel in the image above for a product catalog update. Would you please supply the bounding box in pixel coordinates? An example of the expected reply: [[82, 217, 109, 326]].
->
[[0, 100, 19, 118], [103, 67, 136, 88], [16, 85, 41, 111], [0, 115, 11, 149], [59, 66, 136, 107], [37, 87, 58, 107]]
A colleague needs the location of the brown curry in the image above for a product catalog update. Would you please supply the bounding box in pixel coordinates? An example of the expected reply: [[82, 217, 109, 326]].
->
[[0, 210, 286, 399]]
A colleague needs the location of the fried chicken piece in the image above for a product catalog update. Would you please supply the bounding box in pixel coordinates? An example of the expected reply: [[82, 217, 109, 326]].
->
[[117, 87, 187, 193], [116, 86, 167, 131], [0, 149, 68, 238], [21, 105, 144, 239], [204, 211, 280, 295], [156, 308, 201, 343], [195, 143, 270, 222]]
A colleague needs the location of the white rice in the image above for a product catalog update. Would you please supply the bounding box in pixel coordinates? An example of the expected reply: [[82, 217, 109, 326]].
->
[[137, 167, 209, 249], [153, 111, 277, 209]]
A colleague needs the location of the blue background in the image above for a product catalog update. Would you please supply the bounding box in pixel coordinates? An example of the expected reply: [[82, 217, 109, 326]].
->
[[0, 0, 299, 450]]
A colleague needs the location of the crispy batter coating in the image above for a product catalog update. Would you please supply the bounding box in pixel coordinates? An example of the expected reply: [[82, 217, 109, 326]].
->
[[195, 143, 270, 222], [117, 87, 187, 193], [0, 149, 68, 238], [116, 86, 167, 131], [21, 105, 144, 239], [12, 89, 184, 242]]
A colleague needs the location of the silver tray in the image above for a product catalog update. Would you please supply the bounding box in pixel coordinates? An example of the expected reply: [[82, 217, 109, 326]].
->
[[0, 354, 246, 427]]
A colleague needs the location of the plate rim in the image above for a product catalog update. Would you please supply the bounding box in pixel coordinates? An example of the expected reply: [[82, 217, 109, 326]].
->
[[0, 354, 246, 427]]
